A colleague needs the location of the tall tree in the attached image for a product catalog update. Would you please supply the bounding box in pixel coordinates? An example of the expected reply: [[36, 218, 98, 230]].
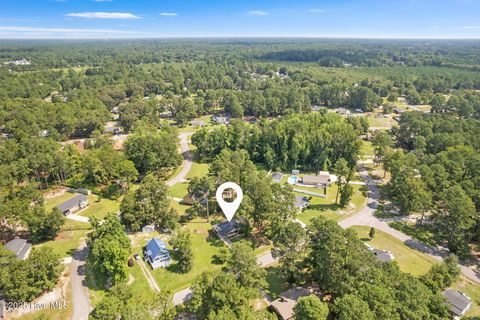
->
[[87, 214, 131, 284]]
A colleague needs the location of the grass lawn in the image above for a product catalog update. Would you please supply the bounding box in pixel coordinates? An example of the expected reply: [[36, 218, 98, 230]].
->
[[78, 195, 120, 220], [366, 115, 395, 128], [168, 182, 189, 199], [451, 277, 480, 318], [185, 162, 210, 179], [44, 192, 77, 211], [33, 212, 90, 258], [264, 266, 289, 299], [296, 184, 366, 225], [389, 221, 438, 247], [350, 226, 438, 276], [131, 218, 226, 293], [36, 230, 87, 258], [360, 140, 375, 158]]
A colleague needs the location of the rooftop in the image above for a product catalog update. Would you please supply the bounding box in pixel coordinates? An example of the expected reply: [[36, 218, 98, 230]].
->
[[213, 220, 239, 237], [5, 238, 31, 260], [146, 238, 169, 259], [56, 194, 88, 213], [443, 289, 472, 317]]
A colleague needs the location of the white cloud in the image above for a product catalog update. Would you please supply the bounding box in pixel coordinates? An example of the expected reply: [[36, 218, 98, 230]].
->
[[248, 10, 269, 16], [309, 9, 325, 13], [66, 12, 140, 19], [0, 26, 135, 35], [459, 25, 480, 29], [159, 12, 178, 16]]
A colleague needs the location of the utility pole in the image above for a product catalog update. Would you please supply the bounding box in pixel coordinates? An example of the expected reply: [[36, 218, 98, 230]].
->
[[205, 190, 210, 222]]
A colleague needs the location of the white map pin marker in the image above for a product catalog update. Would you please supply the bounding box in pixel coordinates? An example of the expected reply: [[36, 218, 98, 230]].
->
[[216, 182, 243, 222]]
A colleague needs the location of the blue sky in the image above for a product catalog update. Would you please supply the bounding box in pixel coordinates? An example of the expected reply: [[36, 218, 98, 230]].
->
[[0, 0, 479, 39]]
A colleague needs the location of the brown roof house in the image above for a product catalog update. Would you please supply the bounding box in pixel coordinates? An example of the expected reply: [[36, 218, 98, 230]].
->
[[301, 171, 331, 187], [270, 286, 320, 320]]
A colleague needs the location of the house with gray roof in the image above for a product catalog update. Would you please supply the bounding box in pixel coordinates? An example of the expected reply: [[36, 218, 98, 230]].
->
[[56, 194, 88, 215], [294, 196, 310, 211], [212, 115, 230, 125], [5, 238, 31, 260], [213, 220, 240, 239], [443, 289, 472, 319]]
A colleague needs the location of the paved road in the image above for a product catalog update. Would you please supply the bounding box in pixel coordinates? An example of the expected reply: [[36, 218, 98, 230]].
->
[[340, 166, 480, 284], [70, 240, 92, 320], [167, 132, 194, 187]]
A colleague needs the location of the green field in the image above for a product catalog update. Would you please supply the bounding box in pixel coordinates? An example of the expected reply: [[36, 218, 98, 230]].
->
[[168, 182, 189, 199], [359, 140, 375, 158], [186, 162, 210, 179], [350, 226, 438, 276], [296, 184, 366, 225], [79, 195, 120, 220]]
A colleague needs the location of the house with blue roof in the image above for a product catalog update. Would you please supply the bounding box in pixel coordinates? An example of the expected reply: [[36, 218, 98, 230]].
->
[[144, 238, 171, 269]]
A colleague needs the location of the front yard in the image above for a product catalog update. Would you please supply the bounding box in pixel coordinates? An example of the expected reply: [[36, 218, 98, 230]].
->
[[296, 184, 367, 225]]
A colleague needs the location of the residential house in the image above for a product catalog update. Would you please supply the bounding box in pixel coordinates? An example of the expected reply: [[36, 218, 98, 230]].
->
[[301, 172, 331, 187], [443, 289, 472, 319], [182, 191, 208, 206], [191, 120, 205, 127], [56, 194, 89, 215], [144, 238, 171, 269], [294, 196, 310, 211], [5, 238, 32, 260], [212, 115, 230, 125], [271, 172, 284, 183], [270, 286, 319, 320], [213, 220, 240, 239]]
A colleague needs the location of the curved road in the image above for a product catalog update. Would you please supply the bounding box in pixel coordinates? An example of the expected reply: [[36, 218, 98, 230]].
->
[[167, 132, 194, 187], [70, 132, 194, 319], [340, 166, 480, 284]]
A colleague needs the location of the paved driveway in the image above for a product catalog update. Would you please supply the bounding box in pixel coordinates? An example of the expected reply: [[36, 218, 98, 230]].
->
[[167, 132, 194, 187], [70, 240, 92, 320]]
